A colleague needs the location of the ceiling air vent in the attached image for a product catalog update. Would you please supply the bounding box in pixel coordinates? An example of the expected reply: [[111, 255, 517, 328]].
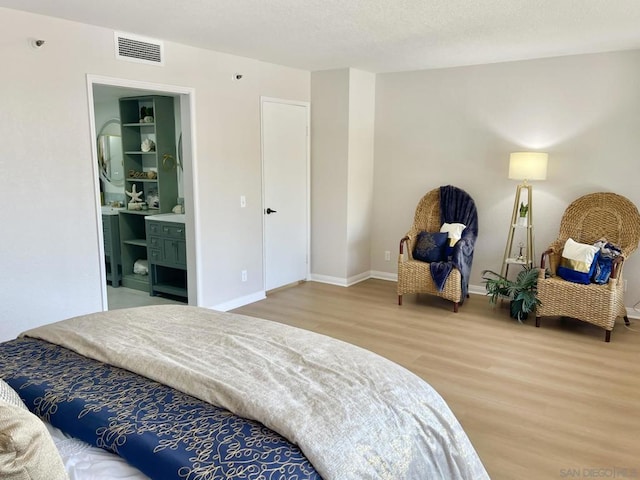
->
[[114, 32, 164, 66]]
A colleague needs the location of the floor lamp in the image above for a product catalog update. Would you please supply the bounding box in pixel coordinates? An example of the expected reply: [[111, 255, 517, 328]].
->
[[500, 152, 548, 278]]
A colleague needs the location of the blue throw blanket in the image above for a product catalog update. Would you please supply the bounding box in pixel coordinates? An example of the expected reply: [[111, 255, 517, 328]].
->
[[429, 185, 479, 302]]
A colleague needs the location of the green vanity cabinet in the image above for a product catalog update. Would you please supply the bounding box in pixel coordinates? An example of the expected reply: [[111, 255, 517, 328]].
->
[[145, 217, 187, 300], [102, 213, 121, 287]]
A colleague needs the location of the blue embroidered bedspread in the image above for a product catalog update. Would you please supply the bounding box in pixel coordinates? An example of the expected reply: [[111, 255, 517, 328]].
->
[[0, 337, 320, 480]]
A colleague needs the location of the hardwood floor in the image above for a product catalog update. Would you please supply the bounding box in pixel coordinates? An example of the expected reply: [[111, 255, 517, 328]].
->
[[233, 279, 640, 480]]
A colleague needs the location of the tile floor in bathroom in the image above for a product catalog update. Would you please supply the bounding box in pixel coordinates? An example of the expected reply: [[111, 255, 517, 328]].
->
[[107, 285, 186, 310]]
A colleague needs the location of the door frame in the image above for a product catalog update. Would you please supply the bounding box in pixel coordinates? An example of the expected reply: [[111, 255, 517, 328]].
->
[[260, 96, 311, 292], [86, 74, 200, 310]]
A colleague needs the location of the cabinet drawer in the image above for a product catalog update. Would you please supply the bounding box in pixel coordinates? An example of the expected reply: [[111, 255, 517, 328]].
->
[[147, 221, 185, 239], [148, 248, 162, 262], [148, 236, 162, 250], [147, 222, 162, 236], [161, 224, 185, 239]]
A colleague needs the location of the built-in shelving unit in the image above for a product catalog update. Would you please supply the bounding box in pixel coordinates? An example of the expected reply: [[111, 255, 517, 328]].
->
[[118, 95, 177, 292]]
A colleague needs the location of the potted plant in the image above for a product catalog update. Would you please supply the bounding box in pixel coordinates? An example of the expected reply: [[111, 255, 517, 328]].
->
[[517, 202, 529, 226], [481, 265, 541, 322]]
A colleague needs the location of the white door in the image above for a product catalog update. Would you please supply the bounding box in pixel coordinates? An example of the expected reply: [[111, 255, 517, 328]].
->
[[261, 98, 309, 291]]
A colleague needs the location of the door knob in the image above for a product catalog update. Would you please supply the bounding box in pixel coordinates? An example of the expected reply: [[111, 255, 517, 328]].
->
[[266, 208, 277, 214]]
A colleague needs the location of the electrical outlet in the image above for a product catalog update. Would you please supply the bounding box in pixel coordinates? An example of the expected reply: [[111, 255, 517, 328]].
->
[[241, 270, 247, 282], [240, 195, 246, 208], [624, 279, 628, 292], [384, 250, 391, 261]]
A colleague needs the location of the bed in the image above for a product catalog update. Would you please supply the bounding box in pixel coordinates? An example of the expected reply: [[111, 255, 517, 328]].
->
[[0, 305, 488, 479]]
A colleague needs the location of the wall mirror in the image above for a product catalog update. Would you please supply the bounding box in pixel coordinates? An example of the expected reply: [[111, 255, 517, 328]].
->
[[97, 118, 124, 187]]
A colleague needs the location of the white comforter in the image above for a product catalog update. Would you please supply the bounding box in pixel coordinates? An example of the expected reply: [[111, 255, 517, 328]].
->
[[24, 305, 488, 480]]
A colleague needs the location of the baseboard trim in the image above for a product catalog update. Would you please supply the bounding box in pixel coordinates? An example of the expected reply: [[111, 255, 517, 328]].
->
[[309, 272, 371, 287], [370, 270, 397, 282], [210, 291, 266, 312], [308, 274, 348, 287], [626, 307, 640, 320]]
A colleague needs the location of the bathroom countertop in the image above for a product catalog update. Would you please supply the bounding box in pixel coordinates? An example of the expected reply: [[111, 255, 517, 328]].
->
[[145, 213, 185, 223], [101, 206, 125, 215]]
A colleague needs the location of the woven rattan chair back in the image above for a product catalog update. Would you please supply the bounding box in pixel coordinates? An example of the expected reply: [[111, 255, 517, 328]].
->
[[557, 192, 640, 257], [412, 188, 441, 233]]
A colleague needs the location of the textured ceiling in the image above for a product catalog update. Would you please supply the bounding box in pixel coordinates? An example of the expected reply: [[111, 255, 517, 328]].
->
[[4, 0, 640, 72]]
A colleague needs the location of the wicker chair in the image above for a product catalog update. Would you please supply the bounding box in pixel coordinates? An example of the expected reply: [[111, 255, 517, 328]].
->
[[536, 192, 640, 342], [397, 186, 477, 312]]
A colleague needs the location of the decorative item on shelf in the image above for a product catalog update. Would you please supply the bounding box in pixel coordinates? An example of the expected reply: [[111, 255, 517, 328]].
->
[[147, 167, 158, 179], [146, 190, 160, 209], [125, 184, 143, 207], [482, 265, 542, 322], [517, 202, 528, 226], [133, 259, 149, 275], [172, 204, 184, 214], [128, 169, 150, 179], [141, 138, 156, 152], [140, 107, 154, 123], [516, 242, 525, 262]]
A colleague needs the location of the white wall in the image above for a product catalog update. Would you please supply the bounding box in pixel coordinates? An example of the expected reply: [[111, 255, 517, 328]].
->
[[310, 69, 350, 280], [310, 68, 375, 285], [0, 8, 309, 340], [346, 70, 376, 280], [372, 50, 640, 309]]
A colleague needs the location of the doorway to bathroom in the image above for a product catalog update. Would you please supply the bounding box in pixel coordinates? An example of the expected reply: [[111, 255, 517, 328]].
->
[[87, 75, 198, 311]]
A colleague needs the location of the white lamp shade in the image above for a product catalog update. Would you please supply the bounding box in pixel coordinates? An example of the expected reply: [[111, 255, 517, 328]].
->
[[508, 152, 548, 181]]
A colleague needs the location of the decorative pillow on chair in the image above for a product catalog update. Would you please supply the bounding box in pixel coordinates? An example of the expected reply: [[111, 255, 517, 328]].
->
[[0, 380, 69, 480], [440, 223, 466, 258], [557, 238, 600, 284], [413, 231, 448, 263]]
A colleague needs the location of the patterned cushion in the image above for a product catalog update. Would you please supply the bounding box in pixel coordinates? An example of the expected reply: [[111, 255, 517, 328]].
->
[[414, 231, 448, 263]]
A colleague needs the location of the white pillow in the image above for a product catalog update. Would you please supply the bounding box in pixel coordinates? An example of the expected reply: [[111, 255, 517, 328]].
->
[[440, 223, 467, 246], [561, 238, 599, 273]]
